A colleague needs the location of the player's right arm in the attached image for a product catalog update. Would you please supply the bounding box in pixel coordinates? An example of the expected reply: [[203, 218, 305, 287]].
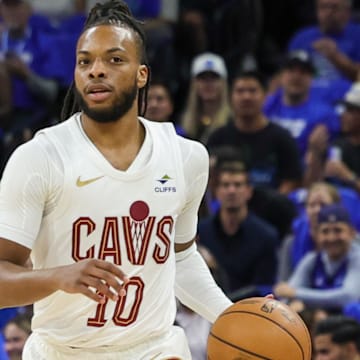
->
[[0, 239, 127, 308], [0, 137, 127, 308]]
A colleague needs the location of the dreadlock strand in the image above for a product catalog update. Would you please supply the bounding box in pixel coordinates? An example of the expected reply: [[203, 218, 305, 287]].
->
[[61, 82, 75, 121]]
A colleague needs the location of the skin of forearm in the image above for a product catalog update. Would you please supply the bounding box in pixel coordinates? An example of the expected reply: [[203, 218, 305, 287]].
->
[[303, 149, 326, 187], [329, 51, 359, 81], [0, 260, 58, 308]]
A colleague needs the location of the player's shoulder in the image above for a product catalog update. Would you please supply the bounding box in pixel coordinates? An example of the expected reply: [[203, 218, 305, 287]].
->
[[36, 114, 77, 139], [3, 132, 56, 176], [9, 116, 78, 168], [140, 117, 209, 166], [177, 134, 209, 168]]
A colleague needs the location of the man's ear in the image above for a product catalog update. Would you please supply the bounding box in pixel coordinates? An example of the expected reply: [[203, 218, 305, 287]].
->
[[137, 65, 148, 89]]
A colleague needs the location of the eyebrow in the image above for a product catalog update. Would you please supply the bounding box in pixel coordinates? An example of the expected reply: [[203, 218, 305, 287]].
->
[[77, 47, 125, 55]]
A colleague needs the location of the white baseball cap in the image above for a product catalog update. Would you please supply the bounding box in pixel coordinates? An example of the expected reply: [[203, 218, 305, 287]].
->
[[340, 82, 360, 109], [191, 52, 227, 79]]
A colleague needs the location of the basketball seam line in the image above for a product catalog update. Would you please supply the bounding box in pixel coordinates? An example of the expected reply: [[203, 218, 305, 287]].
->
[[219, 310, 306, 360], [209, 332, 272, 360]]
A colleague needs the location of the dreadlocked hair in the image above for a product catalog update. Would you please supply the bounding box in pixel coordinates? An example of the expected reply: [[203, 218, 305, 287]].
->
[[61, 0, 150, 121]]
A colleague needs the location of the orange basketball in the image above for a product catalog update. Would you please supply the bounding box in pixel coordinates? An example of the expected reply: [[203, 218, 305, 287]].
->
[[207, 297, 312, 360]]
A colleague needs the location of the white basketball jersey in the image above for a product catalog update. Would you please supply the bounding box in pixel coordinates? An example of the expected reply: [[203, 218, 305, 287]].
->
[[31, 115, 186, 347]]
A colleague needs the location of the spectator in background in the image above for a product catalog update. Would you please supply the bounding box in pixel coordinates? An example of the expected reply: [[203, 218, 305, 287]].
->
[[145, 79, 185, 135], [175, 301, 210, 360], [274, 204, 360, 314], [0, 0, 64, 159], [198, 160, 279, 299], [145, 80, 175, 122], [278, 182, 341, 281], [288, 0, 360, 105], [3, 313, 31, 360], [0, 334, 7, 360], [324, 82, 360, 194], [313, 315, 360, 360], [28, 0, 84, 25], [207, 70, 302, 194], [180, 52, 231, 143], [0, 56, 12, 127], [264, 50, 339, 162]]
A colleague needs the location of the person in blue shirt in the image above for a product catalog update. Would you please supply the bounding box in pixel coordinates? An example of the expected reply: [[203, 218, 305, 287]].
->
[[278, 181, 341, 281], [274, 204, 360, 313], [325, 82, 360, 195], [264, 50, 340, 161], [0, 0, 67, 159], [0, 334, 8, 360], [288, 0, 359, 105]]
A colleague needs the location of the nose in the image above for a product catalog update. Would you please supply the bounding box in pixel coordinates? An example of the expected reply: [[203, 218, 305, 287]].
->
[[89, 58, 106, 79], [226, 184, 238, 193], [148, 98, 157, 108], [241, 90, 255, 101], [326, 229, 337, 242]]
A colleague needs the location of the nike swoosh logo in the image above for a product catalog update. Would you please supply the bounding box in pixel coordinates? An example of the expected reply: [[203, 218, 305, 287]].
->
[[76, 175, 104, 187]]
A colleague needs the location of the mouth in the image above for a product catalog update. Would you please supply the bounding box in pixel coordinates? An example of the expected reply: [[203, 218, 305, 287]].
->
[[85, 84, 112, 103]]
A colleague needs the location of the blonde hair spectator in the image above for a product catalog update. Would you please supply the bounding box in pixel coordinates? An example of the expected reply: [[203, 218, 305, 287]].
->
[[180, 52, 231, 143]]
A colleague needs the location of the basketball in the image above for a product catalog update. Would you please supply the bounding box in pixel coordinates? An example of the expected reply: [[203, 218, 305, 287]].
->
[[207, 297, 312, 360]]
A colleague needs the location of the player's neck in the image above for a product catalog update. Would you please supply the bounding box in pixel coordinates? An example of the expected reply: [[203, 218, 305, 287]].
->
[[81, 108, 140, 144], [80, 111, 145, 171]]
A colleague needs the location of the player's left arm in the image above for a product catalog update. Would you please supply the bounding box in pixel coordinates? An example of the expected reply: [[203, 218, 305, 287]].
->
[[174, 138, 232, 323], [175, 238, 232, 323]]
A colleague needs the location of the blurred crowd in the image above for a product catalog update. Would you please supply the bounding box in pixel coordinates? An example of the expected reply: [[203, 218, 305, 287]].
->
[[2, 0, 360, 359]]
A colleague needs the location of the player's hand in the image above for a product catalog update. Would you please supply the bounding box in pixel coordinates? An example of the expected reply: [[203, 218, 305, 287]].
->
[[54, 259, 129, 303]]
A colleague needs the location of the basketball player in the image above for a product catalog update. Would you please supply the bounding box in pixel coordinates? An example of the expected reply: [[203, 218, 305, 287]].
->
[[0, 1, 233, 359]]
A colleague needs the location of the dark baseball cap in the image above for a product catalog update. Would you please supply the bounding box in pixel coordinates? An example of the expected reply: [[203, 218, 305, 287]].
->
[[318, 204, 351, 225], [283, 50, 315, 74]]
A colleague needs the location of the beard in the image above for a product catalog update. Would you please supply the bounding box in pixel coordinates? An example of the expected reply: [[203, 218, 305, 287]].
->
[[75, 80, 138, 123]]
